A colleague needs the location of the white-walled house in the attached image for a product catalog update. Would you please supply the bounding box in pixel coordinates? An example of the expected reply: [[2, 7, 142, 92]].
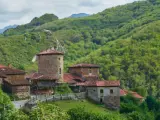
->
[[86, 80, 120, 109]]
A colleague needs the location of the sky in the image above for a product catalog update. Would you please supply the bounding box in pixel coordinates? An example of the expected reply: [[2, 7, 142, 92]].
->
[[0, 0, 138, 28]]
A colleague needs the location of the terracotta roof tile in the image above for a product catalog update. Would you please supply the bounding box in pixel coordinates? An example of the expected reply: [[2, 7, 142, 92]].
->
[[0, 65, 25, 75], [69, 63, 100, 68], [85, 80, 120, 87], [130, 92, 144, 99], [63, 73, 83, 84], [0, 64, 7, 68], [120, 89, 127, 96], [120, 89, 144, 99], [37, 49, 64, 56]]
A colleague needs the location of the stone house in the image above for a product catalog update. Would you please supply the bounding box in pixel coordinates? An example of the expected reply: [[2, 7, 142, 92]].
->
[[0, 64, 30, 98], [85, 80, 120, 109], [37, 49, 64, 82], [63, 73, 85, 92], [0, 72, 6, 85], [27, 48, 121, 109], [29, 49, 64, 94], [68, 64, 100, 81], [64, 63, 120, 109]]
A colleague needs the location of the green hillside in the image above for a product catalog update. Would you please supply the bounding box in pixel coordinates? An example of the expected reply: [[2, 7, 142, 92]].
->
[[0, 0, 160, 97]]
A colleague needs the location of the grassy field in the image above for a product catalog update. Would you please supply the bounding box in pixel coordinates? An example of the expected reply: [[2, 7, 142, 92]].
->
[[43, 100, 116, 114]]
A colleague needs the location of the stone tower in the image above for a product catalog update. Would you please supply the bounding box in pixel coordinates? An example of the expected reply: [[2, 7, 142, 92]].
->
[[37, 49, 64, 82]]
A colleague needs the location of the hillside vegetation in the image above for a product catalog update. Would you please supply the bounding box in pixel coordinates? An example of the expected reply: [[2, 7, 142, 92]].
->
[[0, 0, 160, 97]]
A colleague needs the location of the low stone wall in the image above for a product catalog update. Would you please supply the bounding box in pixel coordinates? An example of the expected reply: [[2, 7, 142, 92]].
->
[[25, 92, 87, 108], [104, 96, 120, 110], [15, 92, 30, 99]]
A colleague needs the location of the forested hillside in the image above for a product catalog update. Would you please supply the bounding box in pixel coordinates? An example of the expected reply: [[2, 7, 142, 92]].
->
[[0, 0, 160, 98]]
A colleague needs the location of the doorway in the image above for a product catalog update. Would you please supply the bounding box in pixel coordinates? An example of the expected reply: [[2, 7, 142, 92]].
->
[[100, 97, 103, 103]]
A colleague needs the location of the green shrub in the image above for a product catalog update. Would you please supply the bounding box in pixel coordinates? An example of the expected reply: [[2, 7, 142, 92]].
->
[[68, 107, 127, 120], [155, 113, 160, 120], [54, 83, 72, 94], [127, 111, 145, 120], [30, 103, 69, 120], [120, 103, 140, 113]]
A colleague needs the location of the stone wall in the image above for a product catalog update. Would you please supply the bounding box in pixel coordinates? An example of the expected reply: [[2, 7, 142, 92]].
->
[[0, 78, 3, 84], [104, 96, 120, 110], [38, 54, 63, 82], [15, 91, 30, 99], [87, 87, 99, 102], [12, 86, 30, 93], [86, 86, 120, 110], [7, 74, 25, 81], [69, 67, 99, 80], [97, 87, 120, 97], [69, 68, 82, 76], [12, 86, 30, 98], [3, 81, 30, 98]]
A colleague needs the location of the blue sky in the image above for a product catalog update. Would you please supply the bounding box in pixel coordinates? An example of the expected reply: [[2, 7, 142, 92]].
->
[[0, 0, 138, 28]]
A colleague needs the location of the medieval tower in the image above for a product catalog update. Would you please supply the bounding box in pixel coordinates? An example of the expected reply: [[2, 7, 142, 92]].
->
[[37, 49, 64, 82]]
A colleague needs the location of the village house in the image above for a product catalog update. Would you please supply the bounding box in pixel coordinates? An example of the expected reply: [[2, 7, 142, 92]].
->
[[0, 64, 30, 98], [85, 80, 120, 109], [64, 63, 121, 109], [0, 72, 6, 84], [29, 49, 64, 94], [27, 48, 121, 109], [68, 64, 100, 81]]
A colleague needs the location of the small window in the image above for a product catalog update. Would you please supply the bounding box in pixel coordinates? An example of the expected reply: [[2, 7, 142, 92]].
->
[[59, 58, 61, 61], [89, 68, 92, 74], [100, 89, 103, 93], [59, 68, 61, 74], [110, 89, 113, 94]]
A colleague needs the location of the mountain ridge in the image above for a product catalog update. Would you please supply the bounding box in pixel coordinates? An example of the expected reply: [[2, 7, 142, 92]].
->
[[0, 0, 160, 98], [0, 25, 17, 34], [69, 13, 90, 18]]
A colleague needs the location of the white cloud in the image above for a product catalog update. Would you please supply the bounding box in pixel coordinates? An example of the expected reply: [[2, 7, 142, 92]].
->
[[0, 0, 137, 28]]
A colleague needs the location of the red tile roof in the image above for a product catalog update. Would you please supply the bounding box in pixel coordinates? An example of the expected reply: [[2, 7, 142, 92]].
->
[[69, 63, 100, 68], [130, 91, 144, 99], [120, 89, 144, 99], [0, 64, 7, 68], [63, 73, 83, 84], [37, 49, 64, 56], [120, 89, 128, 96], [30, 73, 58, 81], [0, 65, 25, 75], [85, 80, 120, 87]]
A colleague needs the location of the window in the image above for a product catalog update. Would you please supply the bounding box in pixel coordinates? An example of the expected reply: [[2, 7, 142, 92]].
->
[[110, 89, 113, 94], [100, 89, 103, 93], [58, 58, 61, 61], [89, 68, 92, 73], [59, 68, 61, 74], [89, 68, 92, 75]]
